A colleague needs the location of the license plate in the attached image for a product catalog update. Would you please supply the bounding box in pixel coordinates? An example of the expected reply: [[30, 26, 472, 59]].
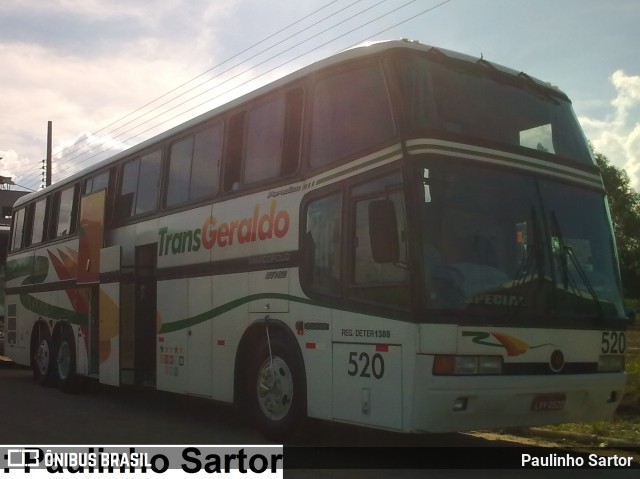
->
[[531, 393, 566, 411]]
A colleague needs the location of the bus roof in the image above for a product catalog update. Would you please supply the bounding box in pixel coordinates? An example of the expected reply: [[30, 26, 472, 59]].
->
[[14, 39, 567, 209]]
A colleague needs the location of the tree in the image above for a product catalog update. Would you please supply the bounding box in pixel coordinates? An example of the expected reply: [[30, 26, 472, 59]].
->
[[594, 150, 640, 298]]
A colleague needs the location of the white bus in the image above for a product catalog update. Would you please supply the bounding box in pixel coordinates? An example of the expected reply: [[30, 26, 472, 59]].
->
[[4, 40, 630, 439]]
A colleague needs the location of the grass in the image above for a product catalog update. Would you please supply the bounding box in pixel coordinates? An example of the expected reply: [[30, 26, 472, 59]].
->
[[539, 310, 640, 444]]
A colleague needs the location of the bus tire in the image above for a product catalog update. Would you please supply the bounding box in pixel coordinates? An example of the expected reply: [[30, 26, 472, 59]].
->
[[55, 326, 78, 392], [31, 327, 55, 387], [245, 332, 305, 440]]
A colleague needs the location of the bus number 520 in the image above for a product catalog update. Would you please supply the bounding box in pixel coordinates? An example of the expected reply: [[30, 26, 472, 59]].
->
[[601, 331, 626, 354], [348, 351, 385, 379]]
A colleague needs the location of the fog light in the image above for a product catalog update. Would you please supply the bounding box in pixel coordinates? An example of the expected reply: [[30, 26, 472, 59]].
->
[[453, 397, 468, 412]]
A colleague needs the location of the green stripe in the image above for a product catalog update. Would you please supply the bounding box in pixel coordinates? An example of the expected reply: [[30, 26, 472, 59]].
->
[[20, 293, 87, 326], [159, 293, 317, 334], [5, 256, 50, 284], [158, 292, 407, 334], [7, 255, 87, 326]]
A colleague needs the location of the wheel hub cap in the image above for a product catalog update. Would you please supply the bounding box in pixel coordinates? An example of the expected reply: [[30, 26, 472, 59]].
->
[[36, 340, 50, 376], [257, 357, 293, 421]]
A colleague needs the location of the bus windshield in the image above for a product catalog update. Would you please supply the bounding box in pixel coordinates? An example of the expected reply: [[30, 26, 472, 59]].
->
[[397, 51, 593, 164], [419, 159, 626, 323]]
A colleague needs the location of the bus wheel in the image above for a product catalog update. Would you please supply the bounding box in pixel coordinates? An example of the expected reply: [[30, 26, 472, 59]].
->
[[33, 334, 55, 386], [55, 327, 77, 392], [246, 333, 305, 440]]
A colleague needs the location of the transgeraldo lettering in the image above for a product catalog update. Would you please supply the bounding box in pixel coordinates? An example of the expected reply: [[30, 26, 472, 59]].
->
[[158, 200, 290, 257]]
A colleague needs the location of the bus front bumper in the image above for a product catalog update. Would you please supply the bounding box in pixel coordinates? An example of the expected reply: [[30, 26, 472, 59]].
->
[[411, 355, 626, 433]]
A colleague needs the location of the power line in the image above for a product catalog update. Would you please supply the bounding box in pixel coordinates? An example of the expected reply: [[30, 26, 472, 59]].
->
[[348, 0, 452, 47], [52, 0, 348, 163], [17, 0, 453, 190], [20, 0, 447, 189], [53, 0, 383, 174], [12, 183, 36, 192], [21, 0, 382, 186], [18, 1, 358, 189]]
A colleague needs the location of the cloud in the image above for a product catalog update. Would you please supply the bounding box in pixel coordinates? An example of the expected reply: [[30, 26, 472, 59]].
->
[[580, 70, 640, 191], [0, 1, 241, 191], [611, 70, 640, 125], [0, 0, 333, 192], [0, 1, 333, 192], [52, 132, 129, 183], [0, 41, 206, 190], [0, 0, 404, 191]]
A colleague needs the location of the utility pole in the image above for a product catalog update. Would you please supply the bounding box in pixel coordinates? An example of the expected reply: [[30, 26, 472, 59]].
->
[[46, 120, 52, 187]]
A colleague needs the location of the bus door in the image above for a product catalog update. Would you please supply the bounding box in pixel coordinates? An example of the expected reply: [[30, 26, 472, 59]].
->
[[120, 243, 157, 387], [77, 190, 106, 377], [134, 243, 157, 386], [98, 245, 121, 386]]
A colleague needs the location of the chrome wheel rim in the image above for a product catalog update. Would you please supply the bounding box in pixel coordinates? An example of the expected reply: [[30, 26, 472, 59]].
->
[[57, 340, 71, 380], [256, 356, 293, 421], [36, 339, 50, 377]]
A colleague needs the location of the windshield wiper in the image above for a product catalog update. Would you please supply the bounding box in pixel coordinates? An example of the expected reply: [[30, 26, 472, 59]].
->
[[550, 211, 604, 319]]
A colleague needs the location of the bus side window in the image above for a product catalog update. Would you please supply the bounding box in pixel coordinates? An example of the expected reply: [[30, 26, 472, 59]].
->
[[302, 192, 342, 295], [84, 169, 113, 224], [30, 197, 49, 245], [10, 208, 26, 251], [167, 123, 223, 207], [116, 150, 161, 220], [282, 88, 303, 177], [190, 124, 222, 200], [349, 173, 409, 307], [117, 158, 140, 220], [223, 112, 245, 192], [136, 150, 162, 215], [244, 96, 286, 184], [309, 62, 395, 168], [223, 88, 301, 193], [167, 136, 193, 206], [51, 185, 79, 238], [85, 170, 110, 194]]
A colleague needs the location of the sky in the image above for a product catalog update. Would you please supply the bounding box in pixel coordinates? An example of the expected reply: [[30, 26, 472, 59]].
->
[[0, 0, 639, 193]]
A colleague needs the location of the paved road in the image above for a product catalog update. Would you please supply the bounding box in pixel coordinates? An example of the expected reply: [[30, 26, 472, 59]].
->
[[0, 360, 490, 447], [1, 360, 637, 478], [0, 359, 265, 445], [0, 359, 519, 447]]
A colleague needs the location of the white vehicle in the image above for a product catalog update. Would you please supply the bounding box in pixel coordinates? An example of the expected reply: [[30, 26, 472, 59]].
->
[[3, 40, 630, 439]]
